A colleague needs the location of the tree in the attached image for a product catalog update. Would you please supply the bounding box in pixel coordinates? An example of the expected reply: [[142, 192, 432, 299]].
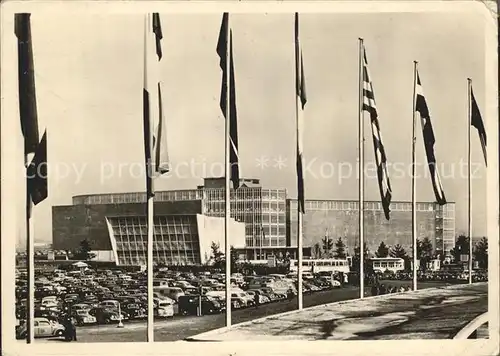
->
[[389, 244, 407, 258], [350, 243, 372, 274], [334, 237, 347, 259], [450, 235, 470, 264], [417, 237, 433, 271], [389, 244, 410, 270], [73, 239, 96, 261], [312, 243, 322, 259], [375, 241, 389, 258], [210, 241, 224, 268], [229, 246, 239, 273], [473, 237, 488, 269], [322, 237, 334, 258]]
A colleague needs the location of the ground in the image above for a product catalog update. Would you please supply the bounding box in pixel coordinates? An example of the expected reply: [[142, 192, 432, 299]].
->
[[188, 282, 488, 341]]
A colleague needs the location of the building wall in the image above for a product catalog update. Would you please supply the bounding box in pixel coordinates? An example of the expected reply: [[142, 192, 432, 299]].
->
[[196, 214, 246, 264], [52, 201, 202, 251], [287, 200, 456, 256]]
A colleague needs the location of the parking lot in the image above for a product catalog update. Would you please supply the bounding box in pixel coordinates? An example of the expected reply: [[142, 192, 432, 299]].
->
[[14, 263, 475, 342]]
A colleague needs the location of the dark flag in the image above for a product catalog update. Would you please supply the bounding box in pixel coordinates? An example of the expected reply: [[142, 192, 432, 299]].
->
[[295, 13, 307, 214], [415, 71, 446, 205], [217, 13, 240, 190], [27, 131, 47, 217], [361, 45, 392, 220], [15, 13, 39, 157], [470, 86, 487, 166], [143, 13, 170, 198]]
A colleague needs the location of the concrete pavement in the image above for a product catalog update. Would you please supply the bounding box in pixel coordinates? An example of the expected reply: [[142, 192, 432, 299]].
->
[[187, 283, 488, 341]]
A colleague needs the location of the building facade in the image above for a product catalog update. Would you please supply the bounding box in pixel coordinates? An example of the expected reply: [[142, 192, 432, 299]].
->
[[53, 178, 456, 265], [105, 214, 245, 266], [69, 178, 288, 260], [287, 199, 455, 257]]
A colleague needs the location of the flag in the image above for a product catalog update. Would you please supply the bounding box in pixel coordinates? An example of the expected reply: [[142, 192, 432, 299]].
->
[[217, 13, 240, 190], [415, 71, 446, 205], [15, 13, 39, 157], [361, 45, 392, 220], [470, 86, 487, 166], [143, 13, 170, 198], [295, 13, 307, 214], [27, 131, 47, 218]]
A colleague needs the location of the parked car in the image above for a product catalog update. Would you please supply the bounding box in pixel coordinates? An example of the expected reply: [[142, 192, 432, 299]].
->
[[16, 317, 65, 339], [177, 295, 224, 316], [154, 299, 175, 318], [72, 309, 97, 326], [88, 307, 128, 324], [122, 303, 146, 320]]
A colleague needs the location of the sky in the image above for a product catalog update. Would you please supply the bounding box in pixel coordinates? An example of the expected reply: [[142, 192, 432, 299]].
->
[[1, 7, 493, 246]]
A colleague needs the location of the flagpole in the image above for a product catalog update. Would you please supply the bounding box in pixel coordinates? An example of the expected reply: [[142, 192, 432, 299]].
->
[[295, 13, 304, 311], [358, 38, 365, 299], [25, 154, 35, 344], [467, 77, 473, 284], [147, 193, 154, 341], [145, 14, 154, 343], [224, 14, 232, 329], [412, 61, 418, 291]]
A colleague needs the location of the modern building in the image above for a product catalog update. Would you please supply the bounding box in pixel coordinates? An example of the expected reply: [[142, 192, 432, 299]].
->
[[52, 177, 456, 266], [287, 199, 455, 257], [65, 178, 289, 260], [105, 214, 245, 266]]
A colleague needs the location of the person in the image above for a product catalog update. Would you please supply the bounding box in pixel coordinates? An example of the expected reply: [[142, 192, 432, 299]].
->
[[70, 317, 77, 341], [287, 288, 294, 302], [254, 292, 260, 309], [63, 316, 72, 342], [371, 284, 378, 296], [379, 284, 386, 295]]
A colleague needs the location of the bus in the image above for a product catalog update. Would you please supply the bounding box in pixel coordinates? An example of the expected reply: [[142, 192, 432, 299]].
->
[[369, 257, 405, 273], [289, 258, 350, 274]]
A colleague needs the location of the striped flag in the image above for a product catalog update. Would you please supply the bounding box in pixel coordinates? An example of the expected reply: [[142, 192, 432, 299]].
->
[[361, 45, 392, 220], [143, 13, 170, 198], [15, 13, 39, 157], [415, 71, 447, 205], [27, 131, 48, 218], [217, 13, 240, 190], [470, 86, 487, 166], [295, 13, 307, 214]]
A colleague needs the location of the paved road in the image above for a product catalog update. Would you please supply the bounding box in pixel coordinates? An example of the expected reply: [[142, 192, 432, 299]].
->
[[29, 281, 461, 343], [189, 283, 488, 341]]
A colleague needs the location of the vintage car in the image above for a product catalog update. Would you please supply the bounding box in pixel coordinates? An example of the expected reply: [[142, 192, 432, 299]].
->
[[16, 317, 65, 339]]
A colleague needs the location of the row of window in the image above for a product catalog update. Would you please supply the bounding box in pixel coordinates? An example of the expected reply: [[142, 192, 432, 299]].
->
[[290, 200, 454, 213], [291, 260, 349, 267], [114, 241, 199, 250], [373, 262, 403, 268], [117, 255, 199, 266], [244, 238, 287, 247], [204, 188, 287, 201], [110, 216, 196, 227], [112, 226, 194, 236]]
